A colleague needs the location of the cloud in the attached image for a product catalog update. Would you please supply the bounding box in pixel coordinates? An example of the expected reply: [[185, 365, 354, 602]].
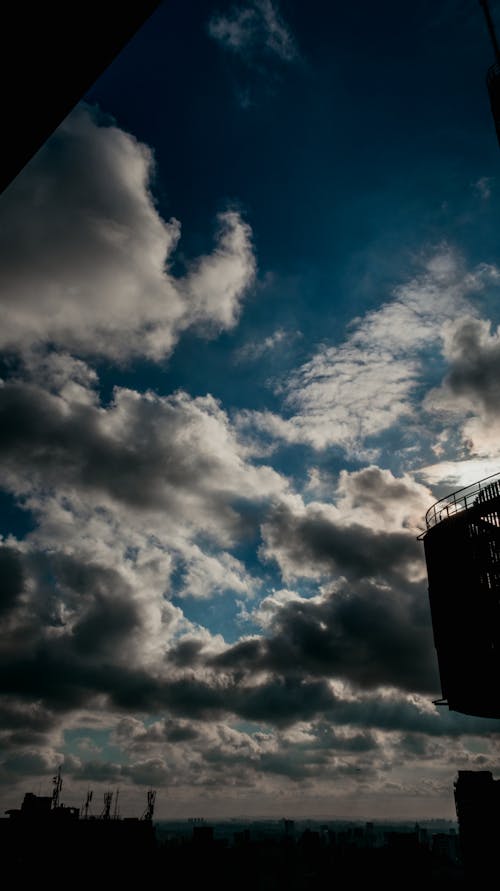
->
[[0, 547, 24, 616], [176, 546, 257, 599], [0, 105, 255, 361], [234, 327, 300, 363], [212, 578, 437, 695], [418, 457, 500, 492], [206, 467, 437, 695], [0, 369, 287, 547], [260, 500, 424, 583], [258, 466, 431, 583], [334, 466, 432, 534], [208, 1, 298, 63], [238, 249, 498, 458], [425, 315, 500, 458], [472, 176, 492, 200]]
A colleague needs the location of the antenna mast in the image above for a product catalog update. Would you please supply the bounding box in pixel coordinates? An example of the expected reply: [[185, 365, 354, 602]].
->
[[52, 766, 63, 810], [142, 789, 156, 821], [101, 790, 113, 820], [83, 789, 93, 819]]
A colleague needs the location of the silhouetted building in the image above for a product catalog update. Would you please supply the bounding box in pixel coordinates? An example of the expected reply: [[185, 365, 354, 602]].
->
[[0, 4, 162, 194], [431, 830, 459, 863], [454, 770, 500, 879], [1, 787, 156, 882], [192, 824, 214, 846], [481, 1, 500, 148], [421, 473, 500, 717]]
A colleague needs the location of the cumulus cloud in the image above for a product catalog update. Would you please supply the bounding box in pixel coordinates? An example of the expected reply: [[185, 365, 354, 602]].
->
[[259, 466, 431, 582], [0, 369, 286, 546], [208, 0, 298, 63], [0, 105, 255, 361], [425, 315, 500, 457], [0, 547, 24, 617], [260, 499, 424, 583], [212, 577, 437, 695], [238, 250, 499, 458]]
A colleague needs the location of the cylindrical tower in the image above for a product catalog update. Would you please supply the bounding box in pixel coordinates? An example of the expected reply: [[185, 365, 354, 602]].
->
[[421, 473, 500, 718]]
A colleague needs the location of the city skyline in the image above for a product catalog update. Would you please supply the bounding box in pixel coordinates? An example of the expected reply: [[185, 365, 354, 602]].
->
[[2, 0, 500, 820]]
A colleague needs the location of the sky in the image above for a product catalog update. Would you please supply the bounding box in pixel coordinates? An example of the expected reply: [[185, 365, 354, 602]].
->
[[2, 0, 500, 821]]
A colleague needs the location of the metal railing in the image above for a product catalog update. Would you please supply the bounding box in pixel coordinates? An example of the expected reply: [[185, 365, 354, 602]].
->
[[425, 471, 500, 529]]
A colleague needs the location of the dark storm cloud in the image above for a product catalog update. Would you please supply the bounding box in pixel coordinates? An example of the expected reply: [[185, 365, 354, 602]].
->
[[1, 752, 53, 777], [164, 722, 200, 743], [211, 578, 437, 694], [156, 675, 337, 726], [67, 759, 124, 784], [330, 693, 500, 738], [261, 501, 423, 583], [0, 547, 24, 615], [1, 596, 337, 726], [0, 378, 283, 541], [1, 546, 337, 725], [169, 639, 207, 668], [0, 549, 155, 724], [2, 552, 140, 655], [0, 700, 58, 755], [0, 700, 55, 734], [0, 380, 211, 508], [0, 518, 488, 751], [436, 317, 500, 415]]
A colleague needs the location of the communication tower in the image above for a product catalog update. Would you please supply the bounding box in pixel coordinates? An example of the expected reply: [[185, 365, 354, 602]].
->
[[83, 789, 93, 819], [142, 789, 156, 821], [52, 766, 63, 810], [101, 790, 113, 820]]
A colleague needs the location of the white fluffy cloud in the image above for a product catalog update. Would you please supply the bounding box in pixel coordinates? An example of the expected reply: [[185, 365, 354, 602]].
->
[[0, 105, 255, 361], [238, 250, 499, 458]]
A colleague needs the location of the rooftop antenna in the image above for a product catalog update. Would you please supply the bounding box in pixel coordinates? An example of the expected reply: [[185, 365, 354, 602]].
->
[[52, 766, 63, 810], [113, 789, 120, 820], [142, 789, 156, 821], [83, 789, 93, 819], [101, 790, 113, 820], [480, 1, 500, 145]]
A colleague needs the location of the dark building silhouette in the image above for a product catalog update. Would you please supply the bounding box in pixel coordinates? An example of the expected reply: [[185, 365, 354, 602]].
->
[[0, 3, 162, 195], [454, 770, 500, 880], [420, 473, 500, 717], [1, 783, 156, 882], [481, 1, 500, 148]]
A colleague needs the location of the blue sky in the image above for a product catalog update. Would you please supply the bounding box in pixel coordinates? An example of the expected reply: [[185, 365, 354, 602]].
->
[[2, 0, 500, 819]]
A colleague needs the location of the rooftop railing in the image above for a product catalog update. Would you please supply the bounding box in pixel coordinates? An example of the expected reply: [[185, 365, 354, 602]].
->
[[425, 471, 500, 529]]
